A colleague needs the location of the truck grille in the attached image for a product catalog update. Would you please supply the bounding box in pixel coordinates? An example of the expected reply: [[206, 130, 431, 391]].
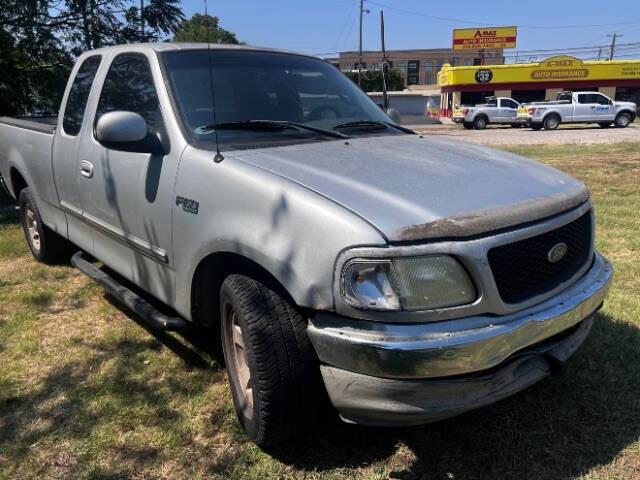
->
[[488, 212, 593, 304]]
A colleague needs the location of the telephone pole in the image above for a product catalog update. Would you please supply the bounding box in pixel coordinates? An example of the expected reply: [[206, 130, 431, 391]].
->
[[358, 0, 369, 87], [607, 33, 623, 61], [380, 10, 389, 110], [140, 0, 145, 41]]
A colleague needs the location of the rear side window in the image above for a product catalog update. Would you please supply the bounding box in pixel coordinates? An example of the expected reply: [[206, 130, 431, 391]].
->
[[62, 56, 102, 136], [95, 54, 163, 135], [578, 94, 609, 105], [502, 99, 518, 109]]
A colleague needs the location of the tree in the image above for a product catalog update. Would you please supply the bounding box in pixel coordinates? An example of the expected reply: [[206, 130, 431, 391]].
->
[[173, 14, 240, 44], [0, 0, 185, 115], [344, 69, 405, 93]]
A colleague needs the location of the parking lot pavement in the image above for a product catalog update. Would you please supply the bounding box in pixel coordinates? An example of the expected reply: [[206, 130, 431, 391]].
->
[[409, 122, 640, 145]]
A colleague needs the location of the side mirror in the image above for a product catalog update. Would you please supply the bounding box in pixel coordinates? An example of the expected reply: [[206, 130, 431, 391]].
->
[[96, 111, 165, 154], [609, 99, 614, 106]]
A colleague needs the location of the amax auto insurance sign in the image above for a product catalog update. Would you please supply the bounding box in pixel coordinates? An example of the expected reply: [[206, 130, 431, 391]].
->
[[453, 26, 517, 50]]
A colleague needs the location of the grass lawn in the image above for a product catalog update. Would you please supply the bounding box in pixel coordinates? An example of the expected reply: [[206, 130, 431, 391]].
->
[[0, 143, 638, 480]]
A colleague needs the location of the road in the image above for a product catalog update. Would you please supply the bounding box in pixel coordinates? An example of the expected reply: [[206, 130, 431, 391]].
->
[[409, 122, 640, 145]]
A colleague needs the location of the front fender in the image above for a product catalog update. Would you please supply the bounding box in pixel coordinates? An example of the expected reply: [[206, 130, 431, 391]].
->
[[171, 146, 385, 318]]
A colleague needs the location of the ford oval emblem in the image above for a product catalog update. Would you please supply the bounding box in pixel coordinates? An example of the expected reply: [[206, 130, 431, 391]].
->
[[547, 242, 568, 263]]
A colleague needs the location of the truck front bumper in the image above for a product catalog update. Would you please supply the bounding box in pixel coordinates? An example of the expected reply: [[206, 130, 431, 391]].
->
[[308, 252, 612, 426]]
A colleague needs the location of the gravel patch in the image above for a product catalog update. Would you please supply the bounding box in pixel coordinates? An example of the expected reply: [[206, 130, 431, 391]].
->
[[409, 122, 640, 145]]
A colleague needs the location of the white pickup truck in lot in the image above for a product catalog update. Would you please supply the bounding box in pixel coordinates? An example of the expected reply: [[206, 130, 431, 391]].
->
[[517, 91, 636, 130], [0, 43, 613, 447], [453, 96, 521, 129]]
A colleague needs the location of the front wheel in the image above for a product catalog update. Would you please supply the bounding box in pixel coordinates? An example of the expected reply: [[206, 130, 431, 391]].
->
[[615, 112, 632, 128], [220, 274, 323, 447], [19, 188, 73, 264]]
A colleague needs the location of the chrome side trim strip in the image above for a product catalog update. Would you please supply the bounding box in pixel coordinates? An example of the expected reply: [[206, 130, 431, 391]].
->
[[60, 201, 169, 264]]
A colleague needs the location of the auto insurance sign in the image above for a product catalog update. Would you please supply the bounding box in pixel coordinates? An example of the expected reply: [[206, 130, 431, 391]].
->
[[453, 26, 517, 50]]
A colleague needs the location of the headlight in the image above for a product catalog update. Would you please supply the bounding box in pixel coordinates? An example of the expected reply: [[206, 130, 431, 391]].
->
[[341, 255, 476, 311], [342, 260, 401, 310], [392, 256, 476, 310]]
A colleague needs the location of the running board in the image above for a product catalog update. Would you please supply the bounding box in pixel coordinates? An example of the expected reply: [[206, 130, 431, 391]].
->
[[71, 251, 189, 331]]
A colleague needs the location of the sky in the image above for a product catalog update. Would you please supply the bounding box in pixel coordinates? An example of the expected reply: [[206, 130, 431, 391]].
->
[[179, 0, 640, 60]]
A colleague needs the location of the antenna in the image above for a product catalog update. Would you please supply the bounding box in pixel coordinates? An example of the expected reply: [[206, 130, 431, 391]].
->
[[204, 0, 224, 163]]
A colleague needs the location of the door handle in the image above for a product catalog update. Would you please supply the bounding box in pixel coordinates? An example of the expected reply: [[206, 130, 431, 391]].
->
[[80, 160, 94, 178]]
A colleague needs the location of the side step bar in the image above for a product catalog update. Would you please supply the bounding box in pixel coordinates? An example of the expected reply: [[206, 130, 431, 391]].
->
[[71, 251, 189, 331]]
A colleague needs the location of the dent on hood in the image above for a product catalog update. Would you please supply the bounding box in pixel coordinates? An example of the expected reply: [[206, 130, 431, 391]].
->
[[395, 185, 590, 242]]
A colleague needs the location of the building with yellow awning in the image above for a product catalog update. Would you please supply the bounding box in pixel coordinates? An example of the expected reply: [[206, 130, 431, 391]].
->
[[438, 55, 640, 116]]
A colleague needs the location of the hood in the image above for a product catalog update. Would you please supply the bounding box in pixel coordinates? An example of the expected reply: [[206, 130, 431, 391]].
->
[[228, 135, 589, 242], [616, 101, 637, 109]]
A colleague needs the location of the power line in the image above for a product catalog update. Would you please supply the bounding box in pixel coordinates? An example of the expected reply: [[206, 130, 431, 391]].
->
[[366, 0, 640, 30]]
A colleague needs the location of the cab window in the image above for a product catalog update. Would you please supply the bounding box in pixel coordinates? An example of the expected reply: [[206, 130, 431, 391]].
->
[[62, 56, 102, 136], [95, 54, 163, 135]]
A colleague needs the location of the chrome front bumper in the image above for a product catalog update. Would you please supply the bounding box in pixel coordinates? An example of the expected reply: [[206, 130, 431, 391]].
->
[[308, 252, 612, 425]]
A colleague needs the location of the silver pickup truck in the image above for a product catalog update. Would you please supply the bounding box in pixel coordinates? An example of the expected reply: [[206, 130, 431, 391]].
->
[[452, 97, 522, 129], [0, 43, 612, 448], [517, 91, 636, 130]]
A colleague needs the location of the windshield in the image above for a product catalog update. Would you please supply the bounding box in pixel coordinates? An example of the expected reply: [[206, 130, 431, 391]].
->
[[161, 49, 402, 150]]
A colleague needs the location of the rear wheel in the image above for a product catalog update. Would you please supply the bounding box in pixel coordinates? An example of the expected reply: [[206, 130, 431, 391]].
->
[[615, 112, 632, 128], [19, 188, 73, 264], [473, 116, 488, 130], [543, 115, 560, 130], [220, 274, 323, 447]]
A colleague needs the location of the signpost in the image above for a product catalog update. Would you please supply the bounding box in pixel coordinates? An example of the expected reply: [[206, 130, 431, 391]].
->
[[453, 26, 518, 50]]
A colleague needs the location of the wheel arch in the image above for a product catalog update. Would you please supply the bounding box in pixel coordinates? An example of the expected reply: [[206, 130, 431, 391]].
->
[[616, 109, 636, 121], [9, 167, 28, 199], [189, 250, 304, 361]]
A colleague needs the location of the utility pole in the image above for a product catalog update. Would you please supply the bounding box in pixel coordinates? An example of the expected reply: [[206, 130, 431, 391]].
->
[[358, 0, 369, 87], [140, 0, 145, 41], [607, 33, 623, 61], [380, 10, 389, 110]]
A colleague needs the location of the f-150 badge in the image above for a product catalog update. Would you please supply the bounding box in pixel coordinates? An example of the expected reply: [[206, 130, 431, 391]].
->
[[176, 196, 199, 214]]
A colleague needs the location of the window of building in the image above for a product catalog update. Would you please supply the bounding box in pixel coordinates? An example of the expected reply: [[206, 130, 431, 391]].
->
[[511, 90, 546, 104], [423, 62, 436, 84], [407, 60, 420, 85], [460, 91, 495, 106], [341, 63, 353, 71], [62, 56, 102, 136], [95, 54, 163, 135]]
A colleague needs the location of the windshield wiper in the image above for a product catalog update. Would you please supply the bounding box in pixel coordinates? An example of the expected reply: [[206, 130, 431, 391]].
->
[[196, 120, 349, 139], [333, 120, 416, 134]]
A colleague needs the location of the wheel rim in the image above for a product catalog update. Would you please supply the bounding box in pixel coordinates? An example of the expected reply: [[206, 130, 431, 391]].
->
[[477, 119, 486, 128], [547, 118, 558, 129], [224, 304, 253, 419], [24, 206, 41, 252], [618, 115, 630, 127]]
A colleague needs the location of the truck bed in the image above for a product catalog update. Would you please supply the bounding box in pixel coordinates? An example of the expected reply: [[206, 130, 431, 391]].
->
[[0, 116, 57, 135]]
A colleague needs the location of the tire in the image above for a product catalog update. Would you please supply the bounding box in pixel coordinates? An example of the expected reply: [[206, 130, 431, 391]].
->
[[462, 122, 473, 130], [220, 274, 322, 447], [543, 114, 560, 130], [614, 112, 632, 128], [531, 124, 543, 131], [598, 122, 612, 128], [473, 116, 488, 130], [19, 188, 73, 264]]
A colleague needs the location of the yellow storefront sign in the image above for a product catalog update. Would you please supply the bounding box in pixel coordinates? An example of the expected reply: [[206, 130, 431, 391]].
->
[[453, 26, 517, 50], [439, 55, 640, 87]]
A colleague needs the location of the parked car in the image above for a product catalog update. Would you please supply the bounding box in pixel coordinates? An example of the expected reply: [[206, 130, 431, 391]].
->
[[453, 96, 522, 129], [517, 91, 636, 130], [0, 43, 613, 447]]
